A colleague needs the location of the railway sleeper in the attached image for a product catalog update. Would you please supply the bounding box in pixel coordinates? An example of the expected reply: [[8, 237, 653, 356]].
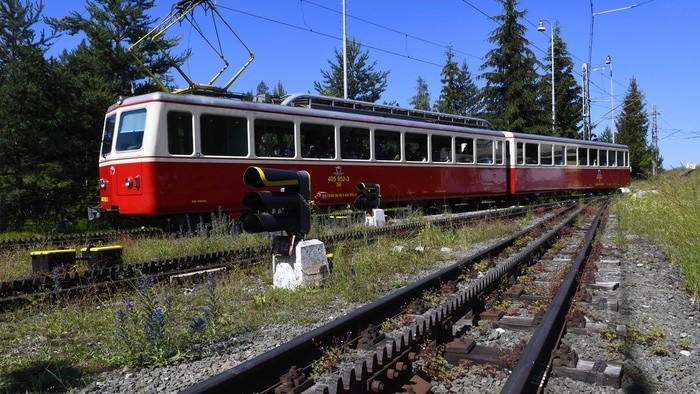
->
[[552, 359, 623, 389]]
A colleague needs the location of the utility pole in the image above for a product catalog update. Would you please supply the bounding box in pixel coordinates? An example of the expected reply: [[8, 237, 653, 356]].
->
[[342, 0, 348, 99], [582, 63, 590, 139], [652, 104, 659, 177]]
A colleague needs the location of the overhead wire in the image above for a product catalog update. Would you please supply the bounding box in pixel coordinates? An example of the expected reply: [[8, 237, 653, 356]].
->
[[214, 0, 658, 135], [216, 3, 445, 67]]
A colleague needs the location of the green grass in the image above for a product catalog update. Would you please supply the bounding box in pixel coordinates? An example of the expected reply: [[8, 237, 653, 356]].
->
[[611, 169, 700, 297], [0, 216, 521, 392]]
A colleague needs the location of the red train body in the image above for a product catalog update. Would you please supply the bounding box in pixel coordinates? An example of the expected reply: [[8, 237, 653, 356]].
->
[[96, 92, 630, 218]]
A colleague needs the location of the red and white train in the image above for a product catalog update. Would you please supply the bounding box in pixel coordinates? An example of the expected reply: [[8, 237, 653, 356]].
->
[[95, 92, 630, 219]]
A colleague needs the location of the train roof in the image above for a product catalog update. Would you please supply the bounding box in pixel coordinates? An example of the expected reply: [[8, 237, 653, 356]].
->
[[107, 92, 627, 149], [503, 131, 628, 149], [108, 92, 503, 136], [280, 94, 494, 130]]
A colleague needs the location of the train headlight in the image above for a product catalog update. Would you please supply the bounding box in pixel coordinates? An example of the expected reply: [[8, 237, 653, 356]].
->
[[125, 177, 133, 188], [98, 179, 108, 189]]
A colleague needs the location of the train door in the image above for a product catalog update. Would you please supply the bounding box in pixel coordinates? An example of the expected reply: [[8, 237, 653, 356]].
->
[[505, 140, 513, 195], [502, 133, 517, 196]]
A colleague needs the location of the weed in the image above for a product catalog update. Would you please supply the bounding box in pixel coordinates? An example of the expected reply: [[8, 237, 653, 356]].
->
[[679, 336, 691, 350], [422, 288, 446, 308], [310, 335, 350, 379], [114, 275, 176, 366], [189, 271, 222, 338], [417, 343, 451, 385]]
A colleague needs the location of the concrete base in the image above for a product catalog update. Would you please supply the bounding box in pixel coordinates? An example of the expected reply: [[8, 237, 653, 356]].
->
[[364, 208, 386, 226], [273, 239, 330, 289]]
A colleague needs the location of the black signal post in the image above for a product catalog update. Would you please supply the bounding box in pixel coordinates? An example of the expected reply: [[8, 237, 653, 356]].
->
[[241, 166, 311, 237]]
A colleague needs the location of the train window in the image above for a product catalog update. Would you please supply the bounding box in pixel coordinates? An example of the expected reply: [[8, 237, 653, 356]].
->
[[524, 143, 539, 164], [578, 147, 588, 165], [201, 114, 247, 156], [516, 142, 525, 165], [301, 123, 335, 159], [554, 145, 564, 165], [255, 119, 294, 158], [340, 126, 370, 160], [456, 137, 474, 163], [589, 149, 598, 166], [540, 144, 553, 165], [405, 133, 427, 162], [375, 129, 400, 161], [566, 146, 577, 165], [494, 140, 504, 164], [101, 115, 116, 156], [608, 150, 617, 166], [431, 135, 452, 162], [617, 151, 625, 167], [476, 138, 493, 164], [599, 150, 608, 166], [168, 111, 193, 155], [116, 109, 146, 151]]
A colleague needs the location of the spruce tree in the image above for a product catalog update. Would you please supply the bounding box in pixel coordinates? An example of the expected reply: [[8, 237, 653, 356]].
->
[[480, 0, 544, 132], [48, 0, 185, 96], [410, 76, 431, 110], [314, 37, 389, 102], [615, 77, 653, 177], [0, 0, 59, 229], [460, 60, 482, 116], [256, 81, 270, 97], [433, 47, 480, 116], [272, 81, 287, 97], [434, 46, 462, 114]]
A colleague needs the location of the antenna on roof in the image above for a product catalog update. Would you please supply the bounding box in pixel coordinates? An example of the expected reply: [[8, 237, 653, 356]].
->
[[128, 0, 255, 95]]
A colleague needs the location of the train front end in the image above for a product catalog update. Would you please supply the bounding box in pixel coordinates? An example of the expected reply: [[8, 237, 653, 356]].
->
[[95, 94, 160, 218]]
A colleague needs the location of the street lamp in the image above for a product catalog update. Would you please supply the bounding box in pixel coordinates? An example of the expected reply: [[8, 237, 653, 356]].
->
[[537, 19, 555, 133], [605, 55, 615, 143]]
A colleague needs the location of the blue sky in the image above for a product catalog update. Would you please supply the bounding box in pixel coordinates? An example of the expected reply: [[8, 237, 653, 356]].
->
[[42, 1, 698, 169]]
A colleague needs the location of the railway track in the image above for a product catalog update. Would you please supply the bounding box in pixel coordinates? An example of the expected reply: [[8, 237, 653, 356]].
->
[[178, 199, 611, 393], [0, 204, 546, 311], [0, 227, 162, 251]]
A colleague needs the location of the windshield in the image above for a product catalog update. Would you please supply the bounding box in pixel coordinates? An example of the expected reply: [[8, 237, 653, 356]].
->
[[116, 109, 146, 151]]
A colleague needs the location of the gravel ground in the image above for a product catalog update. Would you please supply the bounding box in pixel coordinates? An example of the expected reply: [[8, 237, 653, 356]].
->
[[78, 212, 700, 393], [544, 213, 700, 394]]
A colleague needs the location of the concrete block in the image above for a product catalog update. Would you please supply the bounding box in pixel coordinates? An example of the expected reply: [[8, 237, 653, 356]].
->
[[273, 239, 330, 289]]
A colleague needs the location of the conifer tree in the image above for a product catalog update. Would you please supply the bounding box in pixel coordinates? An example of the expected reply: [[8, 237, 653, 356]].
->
[[48, 0, 185, 96], [272, 81, 287, 97], [410, 76, 431, 110], [434, 46, 461, 114], [460, 60, 482, 116], [615, 77, 653, 177], [433, 46, 480, 116], [480, 0, 544, 132], [256, 81, 270, 97], [0, 0, 57, 230], [314, 37, 389, 102]]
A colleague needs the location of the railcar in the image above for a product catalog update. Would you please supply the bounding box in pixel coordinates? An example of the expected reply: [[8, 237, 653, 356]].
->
[[94, 92, 630, 219]]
